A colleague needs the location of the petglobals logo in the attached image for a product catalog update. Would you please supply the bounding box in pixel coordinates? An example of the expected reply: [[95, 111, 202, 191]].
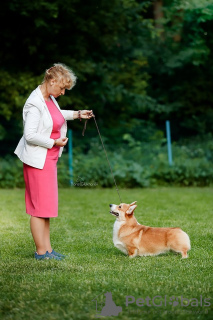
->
[[126, 295, 211, 308], [71, 176, 98, 187], [92, 292, 211, 317]]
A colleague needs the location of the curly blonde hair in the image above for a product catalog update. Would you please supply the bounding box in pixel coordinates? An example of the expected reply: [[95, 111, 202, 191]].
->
[[42, 63, 77, 90]]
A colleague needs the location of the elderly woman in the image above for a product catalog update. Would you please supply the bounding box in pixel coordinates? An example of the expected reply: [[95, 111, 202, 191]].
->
[[15, 63, 93, 260]]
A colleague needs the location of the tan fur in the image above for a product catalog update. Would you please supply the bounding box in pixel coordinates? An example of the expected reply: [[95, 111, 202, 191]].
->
[[110, 202, 191, 259]]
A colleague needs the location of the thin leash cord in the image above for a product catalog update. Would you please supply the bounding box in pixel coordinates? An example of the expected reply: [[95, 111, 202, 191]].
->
[[82, 117, 122, 203]]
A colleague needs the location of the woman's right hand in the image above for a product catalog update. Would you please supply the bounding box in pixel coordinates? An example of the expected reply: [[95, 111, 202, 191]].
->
[[55, 137, 68, 147]]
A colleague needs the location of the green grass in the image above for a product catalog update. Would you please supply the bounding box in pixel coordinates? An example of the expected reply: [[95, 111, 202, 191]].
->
[[0, 187, 213, 320]]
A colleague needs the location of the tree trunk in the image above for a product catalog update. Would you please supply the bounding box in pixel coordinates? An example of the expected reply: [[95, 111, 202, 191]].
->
[[153, 0, 164, 39]]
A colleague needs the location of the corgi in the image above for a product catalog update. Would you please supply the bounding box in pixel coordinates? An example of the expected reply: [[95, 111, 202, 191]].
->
[[109, 202, 191, 259]]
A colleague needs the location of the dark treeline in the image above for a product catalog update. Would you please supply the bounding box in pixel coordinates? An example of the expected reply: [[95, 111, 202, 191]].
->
[[0, 0, 213, 157]]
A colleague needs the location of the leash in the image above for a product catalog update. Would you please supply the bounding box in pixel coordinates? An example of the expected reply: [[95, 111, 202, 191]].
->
[[82, 115, 122, 203]]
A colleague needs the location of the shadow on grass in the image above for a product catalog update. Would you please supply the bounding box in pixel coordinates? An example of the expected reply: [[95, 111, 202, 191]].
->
[[111, 249, 186, 259]]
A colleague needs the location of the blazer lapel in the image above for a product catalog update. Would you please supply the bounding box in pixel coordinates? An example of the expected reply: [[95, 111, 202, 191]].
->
[[35, 86, 53, 124]]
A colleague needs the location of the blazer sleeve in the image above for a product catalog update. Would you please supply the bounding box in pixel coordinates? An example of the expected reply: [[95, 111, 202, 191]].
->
[[60, 110, 74, 120], [24, 104, 54, 149]]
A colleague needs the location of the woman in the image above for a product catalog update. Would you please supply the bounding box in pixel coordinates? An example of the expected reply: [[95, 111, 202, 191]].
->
[[14, 63, 93, 260]]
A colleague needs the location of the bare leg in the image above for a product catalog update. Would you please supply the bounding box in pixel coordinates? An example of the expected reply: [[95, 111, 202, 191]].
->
[[44, 218, 52, 253], [30, 216, 50, 255]]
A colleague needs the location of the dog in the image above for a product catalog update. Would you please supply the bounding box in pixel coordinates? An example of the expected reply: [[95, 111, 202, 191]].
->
[[109, 202, 191, 259]]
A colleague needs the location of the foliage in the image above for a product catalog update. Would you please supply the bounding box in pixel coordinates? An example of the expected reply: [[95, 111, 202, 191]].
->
[[145, 0, 213, 138], [71, 134, 213, 187], [0, 0, 154, 156], [0, 0, 213, 187], [2, 135, 213, 188], [0, 156, 24, 188]]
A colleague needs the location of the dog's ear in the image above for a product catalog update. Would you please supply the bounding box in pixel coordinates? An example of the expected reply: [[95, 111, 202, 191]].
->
[[130, 201, 137, 206], [126, 205, 137, 215]]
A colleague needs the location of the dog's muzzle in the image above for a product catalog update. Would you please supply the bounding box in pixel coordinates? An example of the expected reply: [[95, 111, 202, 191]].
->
[[109, 204, 119, 216], [110, 210, 119, 216]]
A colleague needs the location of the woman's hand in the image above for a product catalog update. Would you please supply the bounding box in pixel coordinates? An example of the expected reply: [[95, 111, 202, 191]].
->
[[55, 137, 68, 147], [80, 110, 94, 119]]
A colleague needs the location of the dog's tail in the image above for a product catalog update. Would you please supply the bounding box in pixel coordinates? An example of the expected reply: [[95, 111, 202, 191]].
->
[[168, 229, 191, 258], [182, 231, 191, 250]]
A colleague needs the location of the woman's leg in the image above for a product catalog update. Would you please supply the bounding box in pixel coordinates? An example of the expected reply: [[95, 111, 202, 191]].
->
[[30, 216, 51, 255], [44, 218, 52, 253]]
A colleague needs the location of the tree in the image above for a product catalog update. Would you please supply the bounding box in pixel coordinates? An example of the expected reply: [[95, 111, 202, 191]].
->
[[0, 0, 213, 157], [0, 0, 155, 155], [144, 0, 213, 139]]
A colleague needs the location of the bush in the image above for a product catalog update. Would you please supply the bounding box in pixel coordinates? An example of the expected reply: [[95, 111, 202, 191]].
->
[[1, 135, 213, 188], [0, 156, 24, 188], [152, 159, 213, 187]]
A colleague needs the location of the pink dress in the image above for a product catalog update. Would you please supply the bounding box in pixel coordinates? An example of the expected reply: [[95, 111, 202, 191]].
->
[[23, 100, 65, 218]]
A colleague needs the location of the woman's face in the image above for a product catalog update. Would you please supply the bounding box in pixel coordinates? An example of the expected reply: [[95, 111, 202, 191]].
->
[[48, 78, 66, 98]]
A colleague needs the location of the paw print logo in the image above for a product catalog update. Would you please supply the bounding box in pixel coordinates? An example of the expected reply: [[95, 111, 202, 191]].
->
[[169, 296, 179, 307]]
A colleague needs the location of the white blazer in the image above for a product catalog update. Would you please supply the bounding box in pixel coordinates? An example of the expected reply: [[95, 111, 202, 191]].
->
[[14, 86, 74, 169]]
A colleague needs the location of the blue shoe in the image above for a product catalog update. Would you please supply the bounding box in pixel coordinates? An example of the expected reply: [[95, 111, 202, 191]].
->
[[50, 249, 66, 259], [35, 251, 62, 260]]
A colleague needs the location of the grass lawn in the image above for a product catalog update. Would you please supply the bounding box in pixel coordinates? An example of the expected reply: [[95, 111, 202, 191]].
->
[[0, 187, 212, 320]]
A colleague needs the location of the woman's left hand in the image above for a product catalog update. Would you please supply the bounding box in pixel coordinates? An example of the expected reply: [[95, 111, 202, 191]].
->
[[81, 110, 94, 119]]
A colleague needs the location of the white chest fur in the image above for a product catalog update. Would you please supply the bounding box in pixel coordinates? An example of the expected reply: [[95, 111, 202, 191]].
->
[[113, 220, 128, 255]]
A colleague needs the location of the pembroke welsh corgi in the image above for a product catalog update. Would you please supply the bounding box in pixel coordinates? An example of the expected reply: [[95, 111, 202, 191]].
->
[[109, 202, 191, 258]]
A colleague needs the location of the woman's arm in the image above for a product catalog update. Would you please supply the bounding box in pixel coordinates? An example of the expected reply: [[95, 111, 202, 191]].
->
[[60, 110, 75, 120], [61, 110, 94, 120], [24, 105, 54, 148]]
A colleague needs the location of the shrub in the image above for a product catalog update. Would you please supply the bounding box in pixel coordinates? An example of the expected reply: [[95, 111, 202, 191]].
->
[[1, 135, 213, 188], [0, 156, 24, 188]]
